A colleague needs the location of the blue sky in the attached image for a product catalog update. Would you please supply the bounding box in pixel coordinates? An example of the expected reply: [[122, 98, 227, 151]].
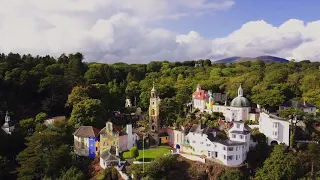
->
[[160, 0, 320, 39]]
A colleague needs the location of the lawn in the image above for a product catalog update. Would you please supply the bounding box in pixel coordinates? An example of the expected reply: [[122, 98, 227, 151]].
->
[[122, 145, 172, 162]]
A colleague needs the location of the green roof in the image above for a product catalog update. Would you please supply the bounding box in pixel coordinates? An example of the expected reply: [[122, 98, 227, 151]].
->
[[230, 96, 250, 107]]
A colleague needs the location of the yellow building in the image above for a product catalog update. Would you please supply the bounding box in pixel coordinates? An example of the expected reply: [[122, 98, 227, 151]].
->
[[99, 122, 121, 153], [159, 132, 169, 144]]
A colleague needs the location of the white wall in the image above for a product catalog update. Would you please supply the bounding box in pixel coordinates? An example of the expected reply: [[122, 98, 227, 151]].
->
[[186, 132, 214, 155], [186, 131, 247, 166], [259, 112, 290, 146], [211, 105, 250, 122], [74, 136, 89, 156]]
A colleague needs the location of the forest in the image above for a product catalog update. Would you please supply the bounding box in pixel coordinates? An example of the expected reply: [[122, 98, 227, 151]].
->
[[1, 52, 320, 179]]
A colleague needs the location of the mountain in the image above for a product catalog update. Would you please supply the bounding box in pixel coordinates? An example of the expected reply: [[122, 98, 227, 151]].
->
[[214, 56, 289, 63]]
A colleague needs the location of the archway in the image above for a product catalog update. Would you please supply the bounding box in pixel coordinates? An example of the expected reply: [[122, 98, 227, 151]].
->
[[176, 144, 180, 149], [270, 140, 278, 146]]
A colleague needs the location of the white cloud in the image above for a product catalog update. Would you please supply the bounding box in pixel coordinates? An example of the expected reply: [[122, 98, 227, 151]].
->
[[210, 19, 320, 61], [0, 0, 319, 63]]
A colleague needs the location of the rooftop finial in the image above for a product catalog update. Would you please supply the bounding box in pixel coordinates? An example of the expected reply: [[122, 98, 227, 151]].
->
[[151, 81, 156, 91], [238, 83, 243, 97]]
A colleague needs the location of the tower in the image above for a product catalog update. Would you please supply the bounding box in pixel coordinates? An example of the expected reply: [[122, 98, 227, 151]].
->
[[1, 111, 14, 135], [149, 82, 161, 146]]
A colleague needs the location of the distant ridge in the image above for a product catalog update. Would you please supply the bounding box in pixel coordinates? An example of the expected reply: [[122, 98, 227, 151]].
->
[[214, 55, 289, 63]]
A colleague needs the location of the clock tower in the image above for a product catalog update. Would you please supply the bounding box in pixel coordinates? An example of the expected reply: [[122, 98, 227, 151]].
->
[[149, 82, 161, 146]]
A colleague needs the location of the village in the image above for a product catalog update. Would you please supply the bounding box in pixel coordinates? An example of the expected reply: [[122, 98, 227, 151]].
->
[[66, 83, 318, 179]]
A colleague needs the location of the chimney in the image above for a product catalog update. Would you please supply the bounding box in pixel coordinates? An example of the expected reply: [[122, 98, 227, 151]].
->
[[126, 124, 132, 135], [116, 146, 119, 156]]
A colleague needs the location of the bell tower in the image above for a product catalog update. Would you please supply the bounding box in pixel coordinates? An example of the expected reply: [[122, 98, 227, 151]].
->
[[149, 82, 161, 146]]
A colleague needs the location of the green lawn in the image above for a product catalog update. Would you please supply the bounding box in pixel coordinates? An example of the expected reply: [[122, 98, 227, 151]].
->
[[122, 145, 172, 162]]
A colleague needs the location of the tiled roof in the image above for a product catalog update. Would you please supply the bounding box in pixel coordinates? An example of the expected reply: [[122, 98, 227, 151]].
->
[[73, 126, 100, 138], [215, 140, 246, 146], [100, 147, 120, 162], [99, 125, 122, 134], [282, 100, 316, 108], [193, 90, 209, 100], [230, 130, 250, 135]]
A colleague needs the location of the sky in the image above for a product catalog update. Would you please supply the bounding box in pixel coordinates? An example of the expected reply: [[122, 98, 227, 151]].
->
[[0, 0, 320, 63]]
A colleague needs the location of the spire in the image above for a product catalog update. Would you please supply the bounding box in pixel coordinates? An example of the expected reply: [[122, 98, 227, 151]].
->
[[151, 81, 156, 91], [238, 83, 243, 97], [5, 111, 10, 122], [196, 84, 201, 92]]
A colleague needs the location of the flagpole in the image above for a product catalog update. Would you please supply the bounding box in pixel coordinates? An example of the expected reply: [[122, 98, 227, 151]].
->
[[143, 134, 145, 172]]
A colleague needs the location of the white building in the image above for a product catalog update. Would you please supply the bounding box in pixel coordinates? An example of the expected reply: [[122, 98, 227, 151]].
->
[[210, 85, 251, 122], [1, 111, 15, 135], [259, 112, 290, 146], [184, 121, 251, 166], [192, 84, 209, 112], [279, 100, 317, 116]]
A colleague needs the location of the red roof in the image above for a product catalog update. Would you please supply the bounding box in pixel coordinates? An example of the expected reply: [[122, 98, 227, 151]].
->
[[193, 90, 209, 100]]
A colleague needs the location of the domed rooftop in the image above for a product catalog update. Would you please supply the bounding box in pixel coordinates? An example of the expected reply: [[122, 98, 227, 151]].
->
[[230, 84, 250, 107], [231, 96, 250, 107]]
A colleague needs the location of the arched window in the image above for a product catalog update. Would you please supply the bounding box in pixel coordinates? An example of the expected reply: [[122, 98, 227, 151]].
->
[[151, 109, 155, 115], [152, 93, 155, 98]]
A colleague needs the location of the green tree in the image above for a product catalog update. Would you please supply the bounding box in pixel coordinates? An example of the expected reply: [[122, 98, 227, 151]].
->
[[17, 129, 72, 180], [35, 112, 48, 123], [0, 156, 9, 179], [130, 147, 139, 160], [69, 99, 106, 128], [218, 170, 245, 180], [66, 86, 91, 108], [59, 167, 86, 180], [159, 98, 179, 127], [307, 143, 320, 178], [64, 53, 85, 87], [255, 144, 297, 180], [144, 154, 177, 179], [125, 81, 141, 105]]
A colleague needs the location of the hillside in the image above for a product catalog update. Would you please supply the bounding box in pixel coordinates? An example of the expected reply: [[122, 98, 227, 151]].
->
[[214, 56, 289, 63]]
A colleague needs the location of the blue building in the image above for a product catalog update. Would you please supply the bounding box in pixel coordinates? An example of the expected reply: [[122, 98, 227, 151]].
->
[[73, 126, 100, 158]]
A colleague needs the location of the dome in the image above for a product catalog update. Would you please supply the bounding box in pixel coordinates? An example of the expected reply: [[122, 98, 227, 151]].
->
[[230, 96, 250, 107]]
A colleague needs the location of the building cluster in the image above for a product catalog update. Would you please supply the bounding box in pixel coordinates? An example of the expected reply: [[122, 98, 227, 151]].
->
[[72, 83, 318, 168], [73, 121, 139, 168]]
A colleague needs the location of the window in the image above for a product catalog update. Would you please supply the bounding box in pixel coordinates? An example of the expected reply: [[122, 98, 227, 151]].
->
[[152, 102, 155, 105], [273, 122, 278, 128], [200, 142, 204, 144], [232, 134, 236, 138], [236, 155, 238, 160], [273, 132, 278, 136], [192, 140, 196, 143], [228, 147, 234, 151], [240, 135, 243, 139], [227, 156, 233, 160], [151, 109, 155, 115], [223, 146, 226, 150], [108, 124, 111, 131], [237, 124, 240, 128], [113, 141, 115, 145], [103, 142, 106, 146], [224, 155, 226, 159], [207, 144, 211, 147]]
